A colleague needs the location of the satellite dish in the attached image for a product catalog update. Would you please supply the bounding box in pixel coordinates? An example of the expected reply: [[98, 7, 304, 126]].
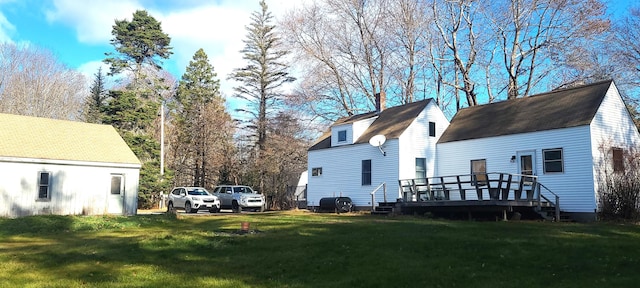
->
[[369, 134, 387, 156], [369, 134, 386, 147]]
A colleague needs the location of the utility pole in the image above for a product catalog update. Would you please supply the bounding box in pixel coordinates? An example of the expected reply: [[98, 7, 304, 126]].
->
[[160, 102, 165, 176]]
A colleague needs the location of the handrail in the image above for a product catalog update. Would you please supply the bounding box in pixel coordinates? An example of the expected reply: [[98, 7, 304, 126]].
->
[[537, 183, 560, 221], [370, 182, 387, 211]]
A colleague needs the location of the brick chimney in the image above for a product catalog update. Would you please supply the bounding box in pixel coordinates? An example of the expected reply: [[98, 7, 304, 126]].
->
[[375, 92, 386, 113]]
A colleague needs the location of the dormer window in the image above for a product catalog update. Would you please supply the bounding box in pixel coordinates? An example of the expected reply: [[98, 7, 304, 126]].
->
[[338, 130, 347, 142]]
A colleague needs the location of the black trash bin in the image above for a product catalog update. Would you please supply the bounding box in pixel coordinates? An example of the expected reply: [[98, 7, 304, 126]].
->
[[319, 197, 353, 213]]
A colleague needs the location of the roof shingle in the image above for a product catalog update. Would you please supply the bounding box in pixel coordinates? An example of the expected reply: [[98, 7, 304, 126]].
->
[[0, 113, 141, 165], [309, 99, 432, 151], [438, 80, 614, 143]]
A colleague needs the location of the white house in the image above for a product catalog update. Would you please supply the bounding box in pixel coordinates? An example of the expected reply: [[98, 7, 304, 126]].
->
[[0, 113, 141, 218], [308, 80, 640, 221], [307, 94, 450, 209], [436, 80, 640, 221]]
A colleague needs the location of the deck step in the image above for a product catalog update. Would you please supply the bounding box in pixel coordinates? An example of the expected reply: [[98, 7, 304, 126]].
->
[[371, 204, 396, 216]]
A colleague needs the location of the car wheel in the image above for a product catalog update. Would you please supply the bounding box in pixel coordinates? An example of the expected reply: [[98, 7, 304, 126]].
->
[[232, 201, 241, 213], [185, 202, 193, 213], [167, 202, 175, 213]]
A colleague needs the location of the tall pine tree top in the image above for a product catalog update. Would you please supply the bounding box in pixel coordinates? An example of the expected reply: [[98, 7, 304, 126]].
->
[[104, 10, 172, 78]]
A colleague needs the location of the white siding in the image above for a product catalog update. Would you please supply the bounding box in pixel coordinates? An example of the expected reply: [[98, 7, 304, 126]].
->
[[330, 117, 377, 147], [309, 101, 450, 208], [398, 101, 450, 181], [308, 139, 399, 208], [590, 84, 640, 204], [0, 159, 140, 218], [353, 117, 377, 142], [330, 123, 353, 147], [437, 126, 596, 212]]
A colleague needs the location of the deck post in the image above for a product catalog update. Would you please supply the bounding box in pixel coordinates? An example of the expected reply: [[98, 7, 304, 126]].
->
[[383, 182, 387, 203], [503, 209, 507, 221], [371, 193, 375, 212], [505, 174, 513, 200], [555, 195, 560, 222]]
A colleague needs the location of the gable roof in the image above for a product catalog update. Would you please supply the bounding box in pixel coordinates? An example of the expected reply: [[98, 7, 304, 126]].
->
[[309, 99, 433, 151], [438, 80, 614, 144], [0, 113, 141, 166]]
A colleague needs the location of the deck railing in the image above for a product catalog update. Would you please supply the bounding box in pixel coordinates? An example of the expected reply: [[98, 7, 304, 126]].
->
[[399, 172, 560, 219], [369, 182, 387, 211]]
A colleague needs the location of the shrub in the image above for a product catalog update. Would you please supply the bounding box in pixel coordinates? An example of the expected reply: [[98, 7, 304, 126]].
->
[[597, 145, 640, 221]]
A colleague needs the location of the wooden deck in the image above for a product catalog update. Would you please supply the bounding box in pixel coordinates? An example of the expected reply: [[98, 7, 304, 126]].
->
[[372, 173, 560, 221]]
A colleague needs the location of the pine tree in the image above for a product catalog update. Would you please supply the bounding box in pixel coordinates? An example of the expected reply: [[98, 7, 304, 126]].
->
[[104, 9, 172, 83], [172, 49, 234, 188], [102, 10, 173, 208], [229, 0, 295, 152], [84, 67, 107, 123]]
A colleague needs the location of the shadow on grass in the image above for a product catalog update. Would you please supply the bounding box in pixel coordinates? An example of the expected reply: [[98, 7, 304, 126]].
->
[[1, 212, 640, 287]]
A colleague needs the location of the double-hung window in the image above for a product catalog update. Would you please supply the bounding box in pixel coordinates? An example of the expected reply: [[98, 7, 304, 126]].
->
[[362, 160, 372, 186], [612, 147, 624, 173], [428, 122, 436, 137], [543, 148, 564, 173], [471, 159, 487, 186], [38, 171, 51, 200], [415, 158, 426, 179]]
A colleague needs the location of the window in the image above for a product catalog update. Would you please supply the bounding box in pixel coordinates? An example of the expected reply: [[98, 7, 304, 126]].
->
[[470, 159, 487, 186], [111, 175, 123, 195], [612, 147, 624, 173], [362, 159, 372, 186], [338, 130, 347, 142], [312, 167, 323, 176], [415, 158, 426, 179], [38, 172, 51, 200], [428, 122, 436, 137], [543, 148, 564, 173]]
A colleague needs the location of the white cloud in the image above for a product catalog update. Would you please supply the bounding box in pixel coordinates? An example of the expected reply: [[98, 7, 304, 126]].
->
[[0, 11, 15, 43], [45, 0, 311, 106], [45, 0, 143, 44], [158, 4, 252, 96]]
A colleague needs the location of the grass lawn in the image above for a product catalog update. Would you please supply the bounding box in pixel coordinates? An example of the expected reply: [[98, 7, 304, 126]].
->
[[0, 211, 639, 287]]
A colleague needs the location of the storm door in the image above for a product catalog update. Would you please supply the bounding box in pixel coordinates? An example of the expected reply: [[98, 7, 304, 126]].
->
[[108, 174, 125, 214], [516, 151, 536, 199]]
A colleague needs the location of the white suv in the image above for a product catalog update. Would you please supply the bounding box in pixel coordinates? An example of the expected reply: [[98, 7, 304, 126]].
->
[[212, 185, 265, 212], [167, 187, 221, 213]]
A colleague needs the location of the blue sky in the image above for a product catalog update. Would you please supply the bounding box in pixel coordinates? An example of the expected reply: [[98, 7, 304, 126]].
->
[[0, 0, 635, 100], [0, 0, 308, 98]]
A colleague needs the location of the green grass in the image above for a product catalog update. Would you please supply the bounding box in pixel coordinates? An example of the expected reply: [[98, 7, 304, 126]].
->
[[1, 211, 639, 287]]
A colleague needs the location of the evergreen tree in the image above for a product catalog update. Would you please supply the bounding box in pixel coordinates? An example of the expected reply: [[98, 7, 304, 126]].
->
[[102, 10, 173, 208], [229, 0, 295, 152], [84, 67, 108, 123], [104, 10, 173, 83], [172, 49, 234, 188]]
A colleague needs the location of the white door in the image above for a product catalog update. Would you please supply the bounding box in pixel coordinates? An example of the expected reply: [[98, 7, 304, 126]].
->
[[108, 175, 125, 214], [516, 151, 536, 199]]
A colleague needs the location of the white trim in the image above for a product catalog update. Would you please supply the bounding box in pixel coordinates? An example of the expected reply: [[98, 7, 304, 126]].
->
[[0, 156, 142, 169]]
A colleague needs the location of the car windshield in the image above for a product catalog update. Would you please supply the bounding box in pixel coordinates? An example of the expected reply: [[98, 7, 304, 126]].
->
[[187, 188, 210, 196], [233, 186, 254, 193]]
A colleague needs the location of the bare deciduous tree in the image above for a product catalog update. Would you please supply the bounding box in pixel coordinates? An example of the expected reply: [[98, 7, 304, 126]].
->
[[430, 0, 481, 109], [0, 43, 86, 120], [282, 0, 398, 120], [489, 0, 608, 99]]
